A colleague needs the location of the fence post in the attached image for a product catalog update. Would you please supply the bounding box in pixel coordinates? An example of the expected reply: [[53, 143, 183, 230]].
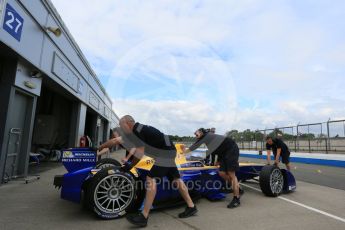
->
[[296, 123, 300, 152], [320, 124, 324, 153], [293, 126, 297, 152], [326, 119, 330, 154], [307, 124, 310, 152]]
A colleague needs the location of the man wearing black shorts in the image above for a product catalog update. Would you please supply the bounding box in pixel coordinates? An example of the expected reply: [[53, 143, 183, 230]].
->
[[266, 136, 291, 170], [182, 128, 242, 208], [99, 115, 197, 227]]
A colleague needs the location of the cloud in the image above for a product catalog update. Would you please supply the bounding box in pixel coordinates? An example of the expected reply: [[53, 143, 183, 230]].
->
[[50, 0, 345, 134], [112, 98, 232, 135], [113, 96, 345, 136]]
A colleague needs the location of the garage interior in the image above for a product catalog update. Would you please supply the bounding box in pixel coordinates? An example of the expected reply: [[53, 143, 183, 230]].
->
[[85, 109, 98, 147], [29, 77, 78, 172], [29, 77, 110, 173], [85, 108, 109, 148]]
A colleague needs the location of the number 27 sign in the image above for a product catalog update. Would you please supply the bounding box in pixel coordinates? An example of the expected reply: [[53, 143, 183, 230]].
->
[[3, 3, 24, 42]]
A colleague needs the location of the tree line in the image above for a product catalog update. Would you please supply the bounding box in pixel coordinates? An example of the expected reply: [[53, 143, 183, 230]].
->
[[169, 128, 326, 142], [226, 129, 324, 141]]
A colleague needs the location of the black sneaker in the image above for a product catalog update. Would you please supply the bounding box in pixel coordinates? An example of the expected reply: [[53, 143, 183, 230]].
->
[[227, 197, 240, 209], [178, 206, 198, 218], [126, 212, 148, 227]]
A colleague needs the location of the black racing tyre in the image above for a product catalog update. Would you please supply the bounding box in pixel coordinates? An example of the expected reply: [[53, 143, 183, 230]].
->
[[86, 167, 137, 219], [259, 165, 284, 197], [83, 158, 121, 211], [96, 158, 121, 169]]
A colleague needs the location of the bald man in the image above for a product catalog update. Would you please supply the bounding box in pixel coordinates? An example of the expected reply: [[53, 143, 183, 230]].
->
[[98, 115, 197, 227]]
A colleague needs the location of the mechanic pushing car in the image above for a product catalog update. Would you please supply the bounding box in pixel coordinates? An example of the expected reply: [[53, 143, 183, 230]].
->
[[204, 127, 216, 165], [97, 127, 136, 163], [113, 127, 137, 164], [182, 128, 242, 208], [98, 115, 197, 227], [266, 136, 291, 171]]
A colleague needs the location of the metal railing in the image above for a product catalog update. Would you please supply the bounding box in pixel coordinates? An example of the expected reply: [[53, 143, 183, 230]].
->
[[234, 119, 345, 154]]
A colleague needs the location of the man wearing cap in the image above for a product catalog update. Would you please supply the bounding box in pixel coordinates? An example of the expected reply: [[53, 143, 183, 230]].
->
[[182, 128, 242, 208]]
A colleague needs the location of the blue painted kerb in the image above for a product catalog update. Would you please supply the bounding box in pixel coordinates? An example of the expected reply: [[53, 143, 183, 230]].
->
[[240, 153, 345, 168]]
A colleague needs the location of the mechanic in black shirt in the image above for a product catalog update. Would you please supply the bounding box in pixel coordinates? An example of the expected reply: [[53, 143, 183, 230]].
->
[[98, 115, 197, 227], [182, 128, 242, 209], [204, 127, 216, 165], [112, 127, 136, 163], [266, 136, 291, 170]]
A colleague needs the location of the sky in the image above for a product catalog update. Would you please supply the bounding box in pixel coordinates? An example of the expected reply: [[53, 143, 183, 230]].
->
[[51, 0, 345, 136]]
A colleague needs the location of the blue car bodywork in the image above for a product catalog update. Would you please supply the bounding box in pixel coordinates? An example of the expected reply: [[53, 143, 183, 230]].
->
[[54, 148, 296, 219]]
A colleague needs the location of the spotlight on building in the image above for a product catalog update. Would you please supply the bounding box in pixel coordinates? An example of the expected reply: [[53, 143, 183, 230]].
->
[[46, 26, 62, 37]]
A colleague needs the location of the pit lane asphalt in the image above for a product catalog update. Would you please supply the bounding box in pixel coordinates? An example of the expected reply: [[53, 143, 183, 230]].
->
[[0, 153, 344, 230]]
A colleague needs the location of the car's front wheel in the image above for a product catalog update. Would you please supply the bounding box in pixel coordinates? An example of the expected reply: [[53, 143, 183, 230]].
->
[[96, 158, 121, 169], [86, 167, 136, 219]]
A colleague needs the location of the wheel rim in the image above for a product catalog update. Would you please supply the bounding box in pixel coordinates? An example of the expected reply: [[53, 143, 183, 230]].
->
[[98, 163, 117, 169], [270, 169, 283, 194], [94, 174, 135, 213]]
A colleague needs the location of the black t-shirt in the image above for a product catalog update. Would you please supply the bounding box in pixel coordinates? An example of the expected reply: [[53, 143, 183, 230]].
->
[[266, 138, 289, 154], [189, 133, 238, 159], [125, 123, 176, 161]]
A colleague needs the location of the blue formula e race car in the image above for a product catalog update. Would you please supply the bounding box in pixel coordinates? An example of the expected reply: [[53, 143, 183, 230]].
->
[[53, 145, 296, 219]]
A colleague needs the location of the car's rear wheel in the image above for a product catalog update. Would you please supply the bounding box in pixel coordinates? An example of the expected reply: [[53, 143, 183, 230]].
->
[[259, 165, 284, 197], [86, 167, 136, 219], [96, 158, 121, 169]]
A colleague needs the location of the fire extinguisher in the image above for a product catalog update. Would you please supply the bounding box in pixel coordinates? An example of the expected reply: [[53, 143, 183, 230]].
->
[[79, 136, 86, 147]]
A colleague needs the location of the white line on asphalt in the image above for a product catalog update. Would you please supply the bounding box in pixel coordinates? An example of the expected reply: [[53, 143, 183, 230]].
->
[[240, 183, 345, 224]]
